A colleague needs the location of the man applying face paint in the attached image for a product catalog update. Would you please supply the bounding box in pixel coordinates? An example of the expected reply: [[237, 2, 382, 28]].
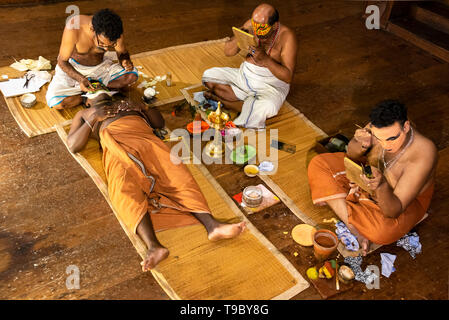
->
[[308, 100, 438, 256], [202, 3, 298, 129]]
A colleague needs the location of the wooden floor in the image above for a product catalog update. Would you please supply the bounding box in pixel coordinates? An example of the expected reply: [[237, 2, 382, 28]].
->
[[0, 0, 448, 299]]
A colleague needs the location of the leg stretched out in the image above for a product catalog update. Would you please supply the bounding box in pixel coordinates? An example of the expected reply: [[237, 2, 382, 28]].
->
[[137, 211, 246, 271]]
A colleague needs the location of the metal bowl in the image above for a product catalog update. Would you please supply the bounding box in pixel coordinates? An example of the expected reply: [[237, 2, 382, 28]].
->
[[20, 93, 37, 108]]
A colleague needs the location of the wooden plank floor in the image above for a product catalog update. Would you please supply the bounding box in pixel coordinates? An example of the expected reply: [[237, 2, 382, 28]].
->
[[0, 0, 448, 299]]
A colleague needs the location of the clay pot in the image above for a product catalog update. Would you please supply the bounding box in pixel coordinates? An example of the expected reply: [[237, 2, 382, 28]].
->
[[312, 229, 338, 261]]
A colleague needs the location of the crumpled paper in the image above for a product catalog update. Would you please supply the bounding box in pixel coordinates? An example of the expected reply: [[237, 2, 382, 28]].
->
[[380, 253, 396, 278], [10, 56, 51, 72], [344, 255, 378, 285], [258, 161, 274, 172], [396, 232, 422, 259], [335, 221, 360, 251], [137, 74, 167, 88]]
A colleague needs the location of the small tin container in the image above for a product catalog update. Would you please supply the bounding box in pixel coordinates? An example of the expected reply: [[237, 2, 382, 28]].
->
[[20, 93, 37, 108], [242, 186, 263, 208]]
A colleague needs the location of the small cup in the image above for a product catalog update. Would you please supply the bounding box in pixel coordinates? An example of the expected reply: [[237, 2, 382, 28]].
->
[[20, 93, 37, 108], [244, 164, 259, 177], [312, 229, 338, 261]]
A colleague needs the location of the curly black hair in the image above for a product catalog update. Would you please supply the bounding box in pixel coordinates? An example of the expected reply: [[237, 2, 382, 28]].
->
[[92, 8, 123, 42], [370, 100, 408, 128]]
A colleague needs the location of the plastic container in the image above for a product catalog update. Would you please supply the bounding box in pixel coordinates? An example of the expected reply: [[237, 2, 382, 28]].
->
[[166, 72, 172, 87], [242, 186, 263, 208]]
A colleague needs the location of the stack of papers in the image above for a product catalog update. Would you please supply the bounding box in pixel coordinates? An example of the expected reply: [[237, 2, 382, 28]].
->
[[0, 71, 51, 98]]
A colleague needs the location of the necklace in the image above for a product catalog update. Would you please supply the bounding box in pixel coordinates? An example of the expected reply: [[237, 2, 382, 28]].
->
[[266, 23, 280, 55], [381, 127, 414, 171]]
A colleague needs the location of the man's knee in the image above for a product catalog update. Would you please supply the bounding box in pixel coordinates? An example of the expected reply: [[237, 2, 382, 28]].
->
[[202, 67, 221, 86], [202, 67, 215, 79], [308, 154, 328, 175]]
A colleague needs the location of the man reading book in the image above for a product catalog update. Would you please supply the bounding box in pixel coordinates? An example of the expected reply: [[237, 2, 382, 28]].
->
[[202, 3, 298, 129], [307, 100, 437, 255]]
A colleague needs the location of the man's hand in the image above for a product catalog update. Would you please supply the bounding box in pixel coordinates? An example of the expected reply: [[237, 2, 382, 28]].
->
[[121, 58, 134, 72], [360, 166, 384, 191], [248, 45, 269, 66], [80, 78, 95, 92], [84, 103, 118, 122], [354, 128, 373, 149]]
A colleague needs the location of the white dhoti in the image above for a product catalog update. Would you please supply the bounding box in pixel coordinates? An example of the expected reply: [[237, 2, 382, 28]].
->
[[202, 61, 290, 129], [46, 57, 138, 108]]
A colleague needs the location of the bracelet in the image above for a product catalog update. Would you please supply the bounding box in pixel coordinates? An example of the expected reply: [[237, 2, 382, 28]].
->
[[85, 118, 93, 131]]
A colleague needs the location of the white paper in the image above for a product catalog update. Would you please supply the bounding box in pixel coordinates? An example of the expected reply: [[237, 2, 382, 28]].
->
[[0, 76, 48, 98]]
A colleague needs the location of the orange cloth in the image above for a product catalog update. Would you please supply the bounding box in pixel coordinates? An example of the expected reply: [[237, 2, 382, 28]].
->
[[308, 152, 434, 245], [100, 115, 211, 234]]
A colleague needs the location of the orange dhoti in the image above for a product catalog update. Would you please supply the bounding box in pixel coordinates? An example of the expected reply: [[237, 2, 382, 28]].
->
[[100, 115, 211, 234], [307, 152, 434, 245]]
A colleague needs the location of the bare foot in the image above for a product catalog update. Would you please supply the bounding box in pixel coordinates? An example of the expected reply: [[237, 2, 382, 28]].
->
[[208, 221, 247, 241], [347, 224, 370, 256], [140, 246, 170, 272]]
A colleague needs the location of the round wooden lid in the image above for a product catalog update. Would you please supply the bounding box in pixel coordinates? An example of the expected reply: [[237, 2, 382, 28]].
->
[[291, 224, 317, 246]]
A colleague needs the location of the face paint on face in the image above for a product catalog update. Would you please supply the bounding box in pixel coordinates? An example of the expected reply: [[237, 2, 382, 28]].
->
[[251, 18, 272, 36], [370, 122, 408, 154]]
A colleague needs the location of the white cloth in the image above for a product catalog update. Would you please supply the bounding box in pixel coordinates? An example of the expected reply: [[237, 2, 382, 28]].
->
[[380, 253, 396, 278], [202, 61, 290, 129], [45, 57, 138, 108]]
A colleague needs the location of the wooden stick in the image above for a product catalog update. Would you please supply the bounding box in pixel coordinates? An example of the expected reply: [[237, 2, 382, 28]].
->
[[336, 263, 340, 291], [336, 253, 341, 290]]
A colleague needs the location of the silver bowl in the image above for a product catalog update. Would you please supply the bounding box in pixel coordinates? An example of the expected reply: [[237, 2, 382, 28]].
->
[[20, 93, 37, 108]]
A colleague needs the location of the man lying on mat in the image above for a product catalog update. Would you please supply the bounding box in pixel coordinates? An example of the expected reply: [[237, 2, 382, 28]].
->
[[46, 8, 138, 109], [308, 100, 437, 255], [202, 3, 298, 129], [67, 93, 246, 270]]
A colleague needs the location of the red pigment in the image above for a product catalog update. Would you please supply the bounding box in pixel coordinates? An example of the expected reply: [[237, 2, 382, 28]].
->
[[315, 235, 335, 248]]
